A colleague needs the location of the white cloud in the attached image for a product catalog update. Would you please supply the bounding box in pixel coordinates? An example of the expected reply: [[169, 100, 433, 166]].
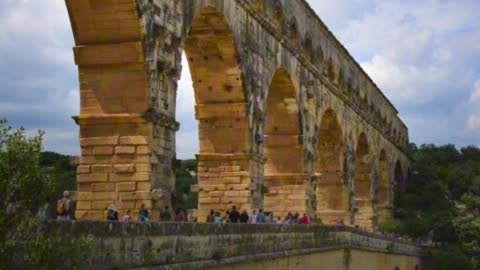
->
[[308, 0, 480, 147]]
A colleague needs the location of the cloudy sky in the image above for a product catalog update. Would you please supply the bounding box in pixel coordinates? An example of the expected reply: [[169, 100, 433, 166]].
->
[[0, 0, 479, 159]]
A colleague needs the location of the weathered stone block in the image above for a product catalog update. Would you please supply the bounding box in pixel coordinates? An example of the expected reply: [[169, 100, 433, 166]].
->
[[92, 183, 115, 192], [92, 146, 114, 155], [115, 146, 136, 155], [80, 136, 119, 147], [77, 173, 109, 183], [91, 192, 117, 201], [110, 173, 150, 182], [119, 136, 148, 145], [117, 182, 136, 192], [119, 191, 151, 201], [114, 164, 136, 174], [136, 146, 150, 154], [92, 164, 113, 173], [92, 200, 113, 210], [76, 201, 92, 210], [135, 164, 151, 172], [77, 165, 91, 174], [137, 182, 151, 191]]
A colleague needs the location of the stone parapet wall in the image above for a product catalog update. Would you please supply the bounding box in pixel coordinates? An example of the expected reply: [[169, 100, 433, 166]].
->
[[48, 222, 425, 269]]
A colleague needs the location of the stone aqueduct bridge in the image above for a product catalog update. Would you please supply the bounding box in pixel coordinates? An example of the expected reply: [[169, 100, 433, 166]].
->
[[66, 0, 410, 229]]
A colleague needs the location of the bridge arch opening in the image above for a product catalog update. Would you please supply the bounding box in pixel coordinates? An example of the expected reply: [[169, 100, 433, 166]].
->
[[317, 46, 325, 70], [263, 69, 305, 218], [255, 0, 265, 12], [182, 7, 253, 221], [272, 2, 283, 32], [353, 132, 373, 229], [288, 18, 299, 45], [303, 37, 313, 62], [377, 149, 391, 223], [315, 109, 347, 224], [394, 160, 405, 192]]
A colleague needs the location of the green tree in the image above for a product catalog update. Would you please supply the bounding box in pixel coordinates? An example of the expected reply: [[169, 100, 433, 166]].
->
[[394, 143, 480, 268], [0, 119, 93, 269]]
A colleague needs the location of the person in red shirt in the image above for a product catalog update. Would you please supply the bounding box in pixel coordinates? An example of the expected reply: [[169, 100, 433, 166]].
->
[[300, 213, 310, 225]]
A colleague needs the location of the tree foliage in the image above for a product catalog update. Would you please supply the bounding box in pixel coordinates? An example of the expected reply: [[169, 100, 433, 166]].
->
[[386, 144, 480, 269], [0, 119, 93, 269], [175, 159, 198, 210]]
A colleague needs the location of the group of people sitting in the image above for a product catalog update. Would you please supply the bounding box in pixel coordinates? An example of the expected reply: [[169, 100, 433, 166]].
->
[[206, 206, 314, 225]]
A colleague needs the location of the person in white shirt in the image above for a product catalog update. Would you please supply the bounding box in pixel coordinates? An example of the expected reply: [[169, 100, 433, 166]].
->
[[250, 209, 258, 224]]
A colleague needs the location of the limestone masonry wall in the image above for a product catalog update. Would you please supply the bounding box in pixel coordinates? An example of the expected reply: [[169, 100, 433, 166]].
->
[[50, 222, 424, 270]]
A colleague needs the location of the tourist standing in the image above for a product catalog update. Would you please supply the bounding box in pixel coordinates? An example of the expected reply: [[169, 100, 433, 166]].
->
[[122, 210, 132, 223], [57, 191, 71, 221], [206, 210, 215, 223], [229, 206, 240, 223], [275, 217, 283, 224], [222, 211, 230, 224], [214, 212, 222, 224], [250, 210, 258, 224], [175, 209, 185, 222], [107, 205, 119, 222], [139, 204, 150, 223], [37, 197, 50, 223], [239, 210, 249, 223], [300, 213, 310, 225], [160, 206, 172, 222], [256, 209, 266, 223], [264, 212, 272, 223]]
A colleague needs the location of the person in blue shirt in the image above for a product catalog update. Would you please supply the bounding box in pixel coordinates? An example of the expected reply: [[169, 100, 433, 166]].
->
[[139, 203, 150, 223]]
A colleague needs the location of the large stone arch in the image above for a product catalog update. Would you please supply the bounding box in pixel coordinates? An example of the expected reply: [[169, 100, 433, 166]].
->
[[377, 149, 392, 223], [263, 68, 305, 218], [184, 7, 258, 221], [316, 109, 348, 224], [353, 132, 374, 229]]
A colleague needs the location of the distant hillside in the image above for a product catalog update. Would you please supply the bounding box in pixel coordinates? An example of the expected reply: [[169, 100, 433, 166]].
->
[[40, 151, 76, 196]]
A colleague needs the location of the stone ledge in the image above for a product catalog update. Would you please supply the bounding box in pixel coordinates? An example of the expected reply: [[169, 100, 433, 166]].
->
[[44, 222, 426, 269]]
